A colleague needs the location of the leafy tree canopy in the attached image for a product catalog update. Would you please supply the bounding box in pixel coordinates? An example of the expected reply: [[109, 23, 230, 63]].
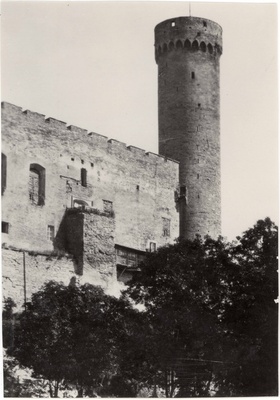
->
[[125, 218, 278, 397]]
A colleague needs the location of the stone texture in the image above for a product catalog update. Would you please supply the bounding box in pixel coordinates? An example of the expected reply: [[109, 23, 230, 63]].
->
[[155, 16, 222, 239], [2, 102, 179, 254]]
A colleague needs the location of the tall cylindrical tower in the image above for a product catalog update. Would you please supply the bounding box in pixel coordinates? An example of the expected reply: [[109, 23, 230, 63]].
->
[[155, 16, 222, 239]]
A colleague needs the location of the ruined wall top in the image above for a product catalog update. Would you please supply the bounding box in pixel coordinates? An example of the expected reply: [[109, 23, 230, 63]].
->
[[1, 101, 179, 167]]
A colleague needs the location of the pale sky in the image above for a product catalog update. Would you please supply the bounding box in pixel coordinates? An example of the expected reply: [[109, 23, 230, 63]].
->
[[1, 1, 278, 240]]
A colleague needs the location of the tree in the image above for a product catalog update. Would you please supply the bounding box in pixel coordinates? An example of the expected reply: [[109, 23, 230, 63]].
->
[[125, 218, 278, 397], [7, 281, 139, 397]]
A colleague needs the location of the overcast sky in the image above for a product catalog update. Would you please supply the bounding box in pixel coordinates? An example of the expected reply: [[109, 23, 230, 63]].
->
[[2, 1, 278, 240]]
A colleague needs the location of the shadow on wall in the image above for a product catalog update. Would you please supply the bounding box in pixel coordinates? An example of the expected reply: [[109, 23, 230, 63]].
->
[[53, 209, 84, 275]]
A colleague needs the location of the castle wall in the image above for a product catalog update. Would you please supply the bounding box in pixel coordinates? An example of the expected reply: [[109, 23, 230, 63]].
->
[[2, 102, 179, 257]]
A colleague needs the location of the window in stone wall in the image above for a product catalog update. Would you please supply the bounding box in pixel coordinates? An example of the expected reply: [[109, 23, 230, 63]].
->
[[81, 168, 87, 187], [180, 186, 186, 196], [162, 217, 171, 237], [2, 153, 7, 195], [2, 221, 9, 234], [47, 225, 55, 242], [191, 71, 195, 79], [103, 200, 113, 213], [149, 242, 157, 252], [29, 164, 45, 206]]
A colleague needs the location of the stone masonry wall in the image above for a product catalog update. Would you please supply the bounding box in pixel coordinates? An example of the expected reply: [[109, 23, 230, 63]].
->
[[2, 102, 179, 255], [155, 17, 222, 239], [2, 247, 116, 310]]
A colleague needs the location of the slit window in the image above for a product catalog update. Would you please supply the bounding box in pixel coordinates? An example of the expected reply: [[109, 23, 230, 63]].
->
[[29, 163, 45, 206], [47, 225, 55, 242], [81, 168, 87, 187], [2, 153, 7, 195], [191, 72, 195, 79], [2, 221, 9, 234]]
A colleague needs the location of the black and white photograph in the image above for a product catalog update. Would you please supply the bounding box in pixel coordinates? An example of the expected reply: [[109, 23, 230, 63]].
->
[[1, 1, 278, 397]]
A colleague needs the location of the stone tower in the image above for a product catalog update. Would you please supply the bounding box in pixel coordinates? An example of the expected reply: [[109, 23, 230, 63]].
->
[[155, 16, 222, 239]]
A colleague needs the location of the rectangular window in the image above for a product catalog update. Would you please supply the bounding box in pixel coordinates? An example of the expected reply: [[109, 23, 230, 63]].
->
[[180, 186, 186, 196], [103, 200, 113, 213], [162, 218, 171, 237], [47, 225, 55, 242], [191, 72, 195, 79], [149, 242, 157, 252], [81, 168, 87, 187], [2, 221, 9, 234]]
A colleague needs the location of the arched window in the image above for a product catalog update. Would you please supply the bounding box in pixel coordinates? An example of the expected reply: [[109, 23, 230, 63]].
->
[[2, 153, 7, 195], [29, 163, 45, 205], [169, 41, 174, 50], [184, 39, 191, 49], [163, 43, 168, 53], [208, 43, 213, 54], [200, 41, 206, 52], [176, 40, 183, 49], [192, 40, 199, 51]]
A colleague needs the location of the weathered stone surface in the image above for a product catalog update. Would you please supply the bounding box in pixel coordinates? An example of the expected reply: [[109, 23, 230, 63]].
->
[[2, 102, 179, 254], [155, 16, 222, 239]]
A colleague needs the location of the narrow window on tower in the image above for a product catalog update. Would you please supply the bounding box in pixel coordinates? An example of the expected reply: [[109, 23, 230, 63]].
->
[[47, 225, 55, 242], [180, 186, 186, 196], [81, 168, 87, 187], [191, 72, 195, 79], [2, 221, 9, 234], [171, 21, 175, 27]]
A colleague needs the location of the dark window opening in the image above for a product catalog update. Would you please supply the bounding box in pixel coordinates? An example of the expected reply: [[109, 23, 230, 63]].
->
[[184, 39, 191, 49], [197, 174, 200, 179], [180, 186, 186, 196], [162, 218, 171, 237], [197, 32, 201, 36], [2, 221, 9, 234], [208, 43, 213, 54], [67, 165, 70, 169], [192, 40, 199, 51], [203, 21, 207, 27], [176, 40, 183, 49], [71, 157, 74, 161], [169, 41, 174, 50], [81, 168, 87, 187], [47, 225, 55, 242], [90, 162, 94, 167], [2, 153, 7, 195], [81, 160, 84, 164], [191, 72, 195, 79], [136, 185, 140, 191], [200, 41, 206, 52], [29, 163, 45, 206], [198, 103, 201, 107]]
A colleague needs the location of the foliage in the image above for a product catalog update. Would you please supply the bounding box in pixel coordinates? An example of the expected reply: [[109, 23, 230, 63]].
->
[[125, 217, 278, 396], [7, 281, 139, 397]]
